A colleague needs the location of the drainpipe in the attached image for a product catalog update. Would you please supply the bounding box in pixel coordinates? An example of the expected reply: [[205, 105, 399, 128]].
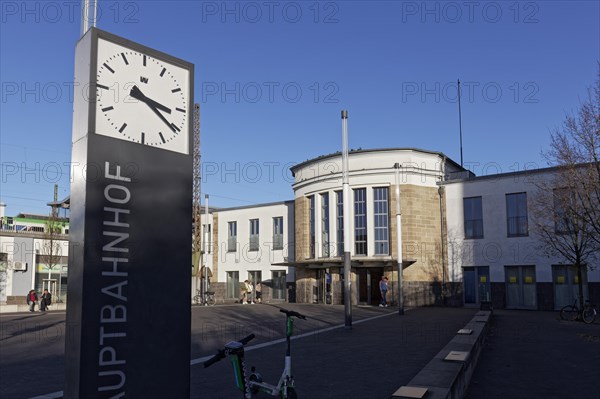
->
[[438, 157, 447, 305]]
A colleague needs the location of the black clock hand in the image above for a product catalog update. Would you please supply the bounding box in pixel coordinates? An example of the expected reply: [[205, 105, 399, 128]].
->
[[130, 85, 172, 114], [147, 102, 177, 133], [130, 86, 177, 133]]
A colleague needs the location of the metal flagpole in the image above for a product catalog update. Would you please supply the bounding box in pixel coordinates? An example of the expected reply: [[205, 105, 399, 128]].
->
[[81, 0, 97, 37], [458, 79, 463, 168], [203, 194, 209, 303], [341, 110, 352, 328], [394, 163, 404, 315]]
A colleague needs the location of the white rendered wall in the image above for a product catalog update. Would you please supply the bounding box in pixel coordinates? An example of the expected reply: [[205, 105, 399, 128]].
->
[[216, 202, 295, 284], [444, 171, 600, 284]]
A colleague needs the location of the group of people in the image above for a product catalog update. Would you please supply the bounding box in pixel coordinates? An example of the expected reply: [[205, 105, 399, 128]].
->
[[26, 289, 52, 312], [240, 280, 262, 304]]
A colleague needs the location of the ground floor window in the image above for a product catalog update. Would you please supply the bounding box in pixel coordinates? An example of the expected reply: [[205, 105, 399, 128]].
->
[[505, 265, 537, 309], [553, 265, 588, 310], [35, 263, 68, 303], [463, 266, 490, 305], [226, 271, 240, 299], [271, 270, 286, 300]]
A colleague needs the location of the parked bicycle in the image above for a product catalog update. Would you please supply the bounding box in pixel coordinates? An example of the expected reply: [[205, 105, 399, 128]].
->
[[204, 308, 306, 398], [193, 289, 216, 306], [560, 298, 597, 324]]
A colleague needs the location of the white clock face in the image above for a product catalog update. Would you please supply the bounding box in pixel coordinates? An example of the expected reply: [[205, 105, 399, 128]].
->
[[95, 38, 190, 154]]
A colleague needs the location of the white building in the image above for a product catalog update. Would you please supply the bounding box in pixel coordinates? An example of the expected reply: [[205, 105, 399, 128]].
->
[[2, 149, 598, 310]]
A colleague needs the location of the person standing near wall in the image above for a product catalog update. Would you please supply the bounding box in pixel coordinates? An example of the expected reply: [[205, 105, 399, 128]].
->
[[255, 281, 262, 303], [379, 276, 389, 307], [26, 290, 38, 312], [40, 289, 52, 311]]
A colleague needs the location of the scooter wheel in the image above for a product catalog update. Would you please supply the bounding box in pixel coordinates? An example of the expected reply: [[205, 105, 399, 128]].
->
[[282, 387, 297, 399], [249, 372, 262, 395]]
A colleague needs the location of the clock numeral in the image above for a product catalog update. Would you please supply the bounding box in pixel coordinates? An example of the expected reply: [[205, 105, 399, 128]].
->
[[160, 68, 166, 77], [176, 108, 186, 113], [121, 53, 129, 65], [141, 132, 145, 144], [102, 106, 114, 112], [159, 132, 166, 143], [119, 123, 127, 133], [171, 88, 181, 93], [103, 63, 115, 74]]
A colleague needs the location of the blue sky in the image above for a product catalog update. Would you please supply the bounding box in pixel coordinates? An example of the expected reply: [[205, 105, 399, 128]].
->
[[1, 0, 599, 216]]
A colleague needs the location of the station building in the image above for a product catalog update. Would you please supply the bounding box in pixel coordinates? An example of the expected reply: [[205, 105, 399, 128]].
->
[[1, 148, 598, 310]]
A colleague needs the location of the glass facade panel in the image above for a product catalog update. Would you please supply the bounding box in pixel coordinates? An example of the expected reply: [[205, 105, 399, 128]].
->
[[336, 191, 344, 256], [272, 270, 286, 300], [373, 187, 389, 255], [226, 271, 240, 299], [273, 217, 283, 250], [227, 221, 237, 252], [309, 196, 315, 258], [464, 197, 483, 239], [249, 219, 259, 251], [354, 188, 367, 255], [506, 192, 528, 236], [321, 193, 330, 257]]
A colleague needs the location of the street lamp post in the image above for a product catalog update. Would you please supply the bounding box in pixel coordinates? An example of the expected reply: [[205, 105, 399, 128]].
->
[[342, 110, 352, 328], [394, 163, 404, 315]]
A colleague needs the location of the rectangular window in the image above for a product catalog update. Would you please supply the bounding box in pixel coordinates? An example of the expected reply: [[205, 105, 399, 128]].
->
[[464, 196, 483, 239], [373, 187, 389, 255], [506, 192, 528, 237], [336, 191, 344, 256], [309, 195, 315, 258], [272, 270, 286, 300], [249, 219, 259, 251], [273, 217, 284, 250], [354, 188, 367, 255], [203, 224, 212, 254], [321, 192, 330, 257], [226, 271, 240, 299], [227, 222, 237, 252], [554, 188, 575, 234]]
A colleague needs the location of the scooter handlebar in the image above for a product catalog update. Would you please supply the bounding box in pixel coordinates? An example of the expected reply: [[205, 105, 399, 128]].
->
[[280, 308, 306, 319], [239, 333, 255, 345], [203, 349, 226, 368], [204, 334, 256, 368]]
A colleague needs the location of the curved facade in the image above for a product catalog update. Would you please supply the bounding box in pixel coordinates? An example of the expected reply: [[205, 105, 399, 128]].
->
[[290, 148, 466, 306]]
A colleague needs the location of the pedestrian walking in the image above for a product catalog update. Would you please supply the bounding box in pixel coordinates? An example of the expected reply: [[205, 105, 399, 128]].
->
[[26, 289, 38, 312], [379, 276, 389, 307], [255, 281, 262, 303], [40, 289, 52, 311], [246, 280, 255, 304], [240, 281, 248, 304]]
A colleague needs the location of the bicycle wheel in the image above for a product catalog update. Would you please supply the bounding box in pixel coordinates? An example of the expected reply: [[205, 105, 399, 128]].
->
[[282, 387, 297, 399], [193, 295, 201, 305], [206, 295, 216, 306], [560, 305, 578, 321], [582, 307, 597, 324]]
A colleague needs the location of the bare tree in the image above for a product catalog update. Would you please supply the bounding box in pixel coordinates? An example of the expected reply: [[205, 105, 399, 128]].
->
[[40, 211, 63, 297], [532, 69, 600, 312], [544, 67, 600, 245]]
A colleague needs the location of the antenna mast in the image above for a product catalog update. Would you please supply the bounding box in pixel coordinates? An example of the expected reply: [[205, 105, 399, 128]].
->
[[192, 103, 202, 293], [458, 79, 464, 167]]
